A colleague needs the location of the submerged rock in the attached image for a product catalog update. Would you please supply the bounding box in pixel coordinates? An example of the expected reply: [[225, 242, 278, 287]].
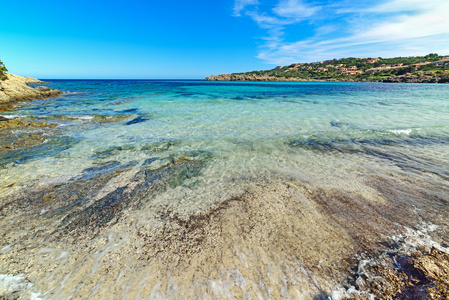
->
[[0, 133, 46, 151], [0, 149, 212, 238], [141, 140, 179, 152], [339, 246, 449, 299], [1, 158, 449, 298], [92, 114, 131, 123], [125, 116, 149, 125], [0, 117, 61, 158], [56, 155, 209, 234], [0, 118, 57, 129], [91, 145, 136, 159], [0, 135, 77, 167]]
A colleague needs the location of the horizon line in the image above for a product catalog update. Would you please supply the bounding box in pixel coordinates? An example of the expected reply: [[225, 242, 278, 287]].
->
[[39, 78, 207, 81]]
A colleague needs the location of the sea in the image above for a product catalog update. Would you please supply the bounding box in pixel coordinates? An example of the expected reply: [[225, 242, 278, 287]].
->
[[1, 80, 449, 299]]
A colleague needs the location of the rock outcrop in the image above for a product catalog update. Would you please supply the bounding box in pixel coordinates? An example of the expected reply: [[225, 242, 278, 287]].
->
[[379, 73, 449, 83], [205, 74, 306, 81], [0, 73, 61, 111]]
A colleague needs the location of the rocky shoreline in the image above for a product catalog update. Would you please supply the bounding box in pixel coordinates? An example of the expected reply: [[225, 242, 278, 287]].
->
[[0, 73, 63, 153], [0, 73, 61, 111], [205, 73, 307, 81], [205, 72, 449, 83]]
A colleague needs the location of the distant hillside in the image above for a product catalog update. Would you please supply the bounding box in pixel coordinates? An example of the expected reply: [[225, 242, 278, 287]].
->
[[206, 53, 449, 83]]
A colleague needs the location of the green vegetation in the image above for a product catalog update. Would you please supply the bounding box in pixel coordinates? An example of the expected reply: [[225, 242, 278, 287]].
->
[[0, 59, 7, 81], [233, 53, 449, 82]]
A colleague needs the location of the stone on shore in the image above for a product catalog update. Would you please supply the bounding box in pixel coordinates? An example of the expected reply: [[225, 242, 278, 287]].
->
[[0, 118, 57, 129]]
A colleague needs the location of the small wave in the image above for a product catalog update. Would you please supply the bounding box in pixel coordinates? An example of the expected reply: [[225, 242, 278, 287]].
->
[[329, 222, 448, 299], [0, 115, 23, 119], [388, 128, 419, 135], [63, 91, 82, 95], [77, 115, 94, 120]]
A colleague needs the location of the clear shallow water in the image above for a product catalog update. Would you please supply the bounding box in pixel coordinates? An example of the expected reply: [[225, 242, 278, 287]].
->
[[3, 80, 449, 173], [1, 80, 449, 299]]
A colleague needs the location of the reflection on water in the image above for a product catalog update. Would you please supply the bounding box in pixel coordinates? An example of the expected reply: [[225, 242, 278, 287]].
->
[[1, 80, 449, 299]]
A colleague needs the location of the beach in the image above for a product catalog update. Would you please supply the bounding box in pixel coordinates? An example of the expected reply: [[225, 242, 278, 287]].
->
[[1, 79, 449, 299]]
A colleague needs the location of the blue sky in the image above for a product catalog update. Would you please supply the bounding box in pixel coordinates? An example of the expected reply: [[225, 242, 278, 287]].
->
[[1, 0, 448, 79]]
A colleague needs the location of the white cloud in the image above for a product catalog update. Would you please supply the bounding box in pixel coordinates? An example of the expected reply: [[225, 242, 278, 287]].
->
[[234, 0, 449, 65], [246, 11, 287, 26], [367, 0, 445, 13], [355, 13, 449, 43], [233, 0, 259, 17], [273, 0, 321, 19]]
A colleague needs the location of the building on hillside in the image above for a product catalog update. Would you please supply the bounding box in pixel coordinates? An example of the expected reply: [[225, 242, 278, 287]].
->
[[342, 70, 364, 75], [347, 66, 358, 70], [366, 58, 380, 64], [366, 64, 410, 73], [412, 61, 432, 68], [366, 67, 382, 73], [436, 58, 449, 67]]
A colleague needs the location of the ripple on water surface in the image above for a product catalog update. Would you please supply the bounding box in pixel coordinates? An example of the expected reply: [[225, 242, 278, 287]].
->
[[1, 80, 449, 299]]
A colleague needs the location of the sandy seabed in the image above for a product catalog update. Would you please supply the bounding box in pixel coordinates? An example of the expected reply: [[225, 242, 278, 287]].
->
[[1, 137, 449, 299]]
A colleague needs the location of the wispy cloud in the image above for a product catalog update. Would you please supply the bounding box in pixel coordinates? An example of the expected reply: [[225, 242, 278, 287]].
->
[[273, 0, 321, 19], [234, 0, 449, 65], [365, 0, 445, 13], [233, 0, 259, 17]]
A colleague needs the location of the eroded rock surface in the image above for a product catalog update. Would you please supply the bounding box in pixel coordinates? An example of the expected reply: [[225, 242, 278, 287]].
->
[[337, 246, 449, 299], [0, 73, 61, 111]]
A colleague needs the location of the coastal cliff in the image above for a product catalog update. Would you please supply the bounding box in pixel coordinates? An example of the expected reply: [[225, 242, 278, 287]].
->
[[0, 73, 61, 111], [205, 73, 449, 83], [206, 72, 449, 83]]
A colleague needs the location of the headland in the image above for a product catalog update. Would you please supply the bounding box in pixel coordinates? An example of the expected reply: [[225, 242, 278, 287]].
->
[[206, 53, 449, 83], [0, 73, 61, 112]]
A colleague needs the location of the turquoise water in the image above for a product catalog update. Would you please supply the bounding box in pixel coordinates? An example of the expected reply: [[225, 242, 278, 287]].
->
[[2, 80, 448, 183], [4, 80, 449, 166], [1, 80, 449, 299]]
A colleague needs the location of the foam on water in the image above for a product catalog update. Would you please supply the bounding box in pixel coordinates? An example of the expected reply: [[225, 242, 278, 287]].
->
[[388, 128, 414, 135], [0, 274, 43, 300]]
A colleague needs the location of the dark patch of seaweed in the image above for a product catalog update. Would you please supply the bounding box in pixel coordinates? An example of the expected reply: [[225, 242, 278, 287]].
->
[[57, 156, 209, 236], [0, 136, 78, 168], [125, 116, 149, 125], [288, 135, 449, 179]]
